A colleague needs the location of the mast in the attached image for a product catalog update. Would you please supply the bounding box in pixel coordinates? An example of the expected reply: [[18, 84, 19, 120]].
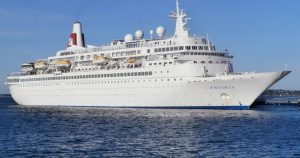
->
[[170, 0, 190, 39]]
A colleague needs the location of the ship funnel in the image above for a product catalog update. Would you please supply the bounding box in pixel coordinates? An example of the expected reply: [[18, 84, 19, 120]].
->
[[67, 22, 86, 48]]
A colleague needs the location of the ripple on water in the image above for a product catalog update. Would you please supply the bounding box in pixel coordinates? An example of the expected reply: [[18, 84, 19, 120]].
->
[[0, 105, 300, 157]]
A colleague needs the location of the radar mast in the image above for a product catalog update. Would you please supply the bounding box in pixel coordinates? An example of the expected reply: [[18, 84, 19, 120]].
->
[[170, 0, 190, 39]]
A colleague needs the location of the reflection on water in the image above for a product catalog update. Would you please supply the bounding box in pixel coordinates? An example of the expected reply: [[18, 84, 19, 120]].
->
[[1, 105, 300, 157]]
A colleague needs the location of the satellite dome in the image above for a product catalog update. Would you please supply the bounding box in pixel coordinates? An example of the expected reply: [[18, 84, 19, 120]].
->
[[156, 26, 166, 38], [124, 34, 134, 42], [135, 30, 144, 40]]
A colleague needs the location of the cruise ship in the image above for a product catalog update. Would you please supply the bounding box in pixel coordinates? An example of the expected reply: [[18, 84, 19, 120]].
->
[[5, 0, 290, 109]]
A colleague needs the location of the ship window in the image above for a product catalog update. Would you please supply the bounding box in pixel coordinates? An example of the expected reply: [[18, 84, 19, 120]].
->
[[149, 63, 152, 66], [166, 47, 170, 51], [191, 53, 194, 55], [209, 61, 213, 64], [204, 46, 209, 50], [169, 62, 172, 64], [192, 46, 197, 50], [141, 72, 145, 76], [154, 63, 157, 65], [194, 61, 197, 63], [179, 46, 184, 50], [134, 72, 138, 76], [170, 47, 174, 51], [138, 72, 142, 76], [145, 72, 149, 75], [201, 61, 205, 64], [162, 48, 166, 52], [154, 49, 158, 52], [127, 73, 131, 76], [157, 48, 161, 52], [185, 46, 191, 50], [159, 63, 162, 65], [147, 49, 150, 53]]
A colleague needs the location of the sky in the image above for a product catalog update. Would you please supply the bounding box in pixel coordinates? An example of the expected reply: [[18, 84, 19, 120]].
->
[[0, 0, 300, 93]]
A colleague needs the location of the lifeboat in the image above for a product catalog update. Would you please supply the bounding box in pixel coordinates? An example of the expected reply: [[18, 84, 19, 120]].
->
[[93, 55, 108, 65], [127, 58, 137, 64], [55, 60, 71, 69], [34, 60, 48, 69], [21, 63, 34, 72]]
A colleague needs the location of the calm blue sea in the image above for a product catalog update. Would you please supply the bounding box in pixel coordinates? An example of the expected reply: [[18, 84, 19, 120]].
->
[[1, 98, 300, 157]]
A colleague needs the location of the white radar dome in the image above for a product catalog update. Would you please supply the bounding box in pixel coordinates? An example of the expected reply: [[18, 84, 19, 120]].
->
[[156, 26, 166, 38], [135, 30, 144, 40], [124, 34, 134, 42]]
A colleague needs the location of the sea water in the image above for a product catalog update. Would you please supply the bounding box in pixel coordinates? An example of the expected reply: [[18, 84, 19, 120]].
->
[[1, 99, 300, 157]]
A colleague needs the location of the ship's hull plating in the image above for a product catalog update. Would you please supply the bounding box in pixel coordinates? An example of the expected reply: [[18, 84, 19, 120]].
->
[[7, 71, 290, 109]]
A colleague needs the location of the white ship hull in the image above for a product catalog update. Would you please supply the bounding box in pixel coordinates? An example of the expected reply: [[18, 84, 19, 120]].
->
[[7, 71, 290, 110], [5, 1, 291, 110]]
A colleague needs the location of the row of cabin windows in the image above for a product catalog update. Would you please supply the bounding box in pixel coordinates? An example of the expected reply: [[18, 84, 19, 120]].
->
[[20, 71, 153, 82], [111, 50, 142, 57], [154, 46, 183, 53], [181, 52, 226, 57], [60, 52, 75, 56], [186, 46, 216, 51], [149, 62, 173, 66], [154, 46, 214, 53], [6, 79, 19, 83], [194, 61, 228, 64], [17, 78, 185, 87]]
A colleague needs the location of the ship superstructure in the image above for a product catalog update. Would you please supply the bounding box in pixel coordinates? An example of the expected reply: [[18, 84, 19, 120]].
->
[[5, 0, 290, 109]]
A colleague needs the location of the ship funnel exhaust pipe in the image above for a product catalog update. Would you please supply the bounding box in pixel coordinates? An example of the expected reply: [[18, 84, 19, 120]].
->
[[67, 22, 85, 48]]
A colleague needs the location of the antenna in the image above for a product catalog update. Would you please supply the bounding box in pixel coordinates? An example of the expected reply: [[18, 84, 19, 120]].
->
[[150, 30, 153, 39], [176, 0, 180, 15]]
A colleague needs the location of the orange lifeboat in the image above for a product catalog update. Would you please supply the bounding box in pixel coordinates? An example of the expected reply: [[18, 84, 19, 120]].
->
[[55, 60, 71, 68], [127, 58, 136, 64], [93, 55, 108, 64], [34, 60, 48, 69]]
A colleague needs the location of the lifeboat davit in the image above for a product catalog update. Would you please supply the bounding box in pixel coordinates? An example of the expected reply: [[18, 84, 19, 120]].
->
[[93, 55, 108, 65], [34, 61, 48, 69]]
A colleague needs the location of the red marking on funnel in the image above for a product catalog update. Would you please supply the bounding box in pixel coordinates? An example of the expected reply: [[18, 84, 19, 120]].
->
[[67, 33, 77, 47]]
